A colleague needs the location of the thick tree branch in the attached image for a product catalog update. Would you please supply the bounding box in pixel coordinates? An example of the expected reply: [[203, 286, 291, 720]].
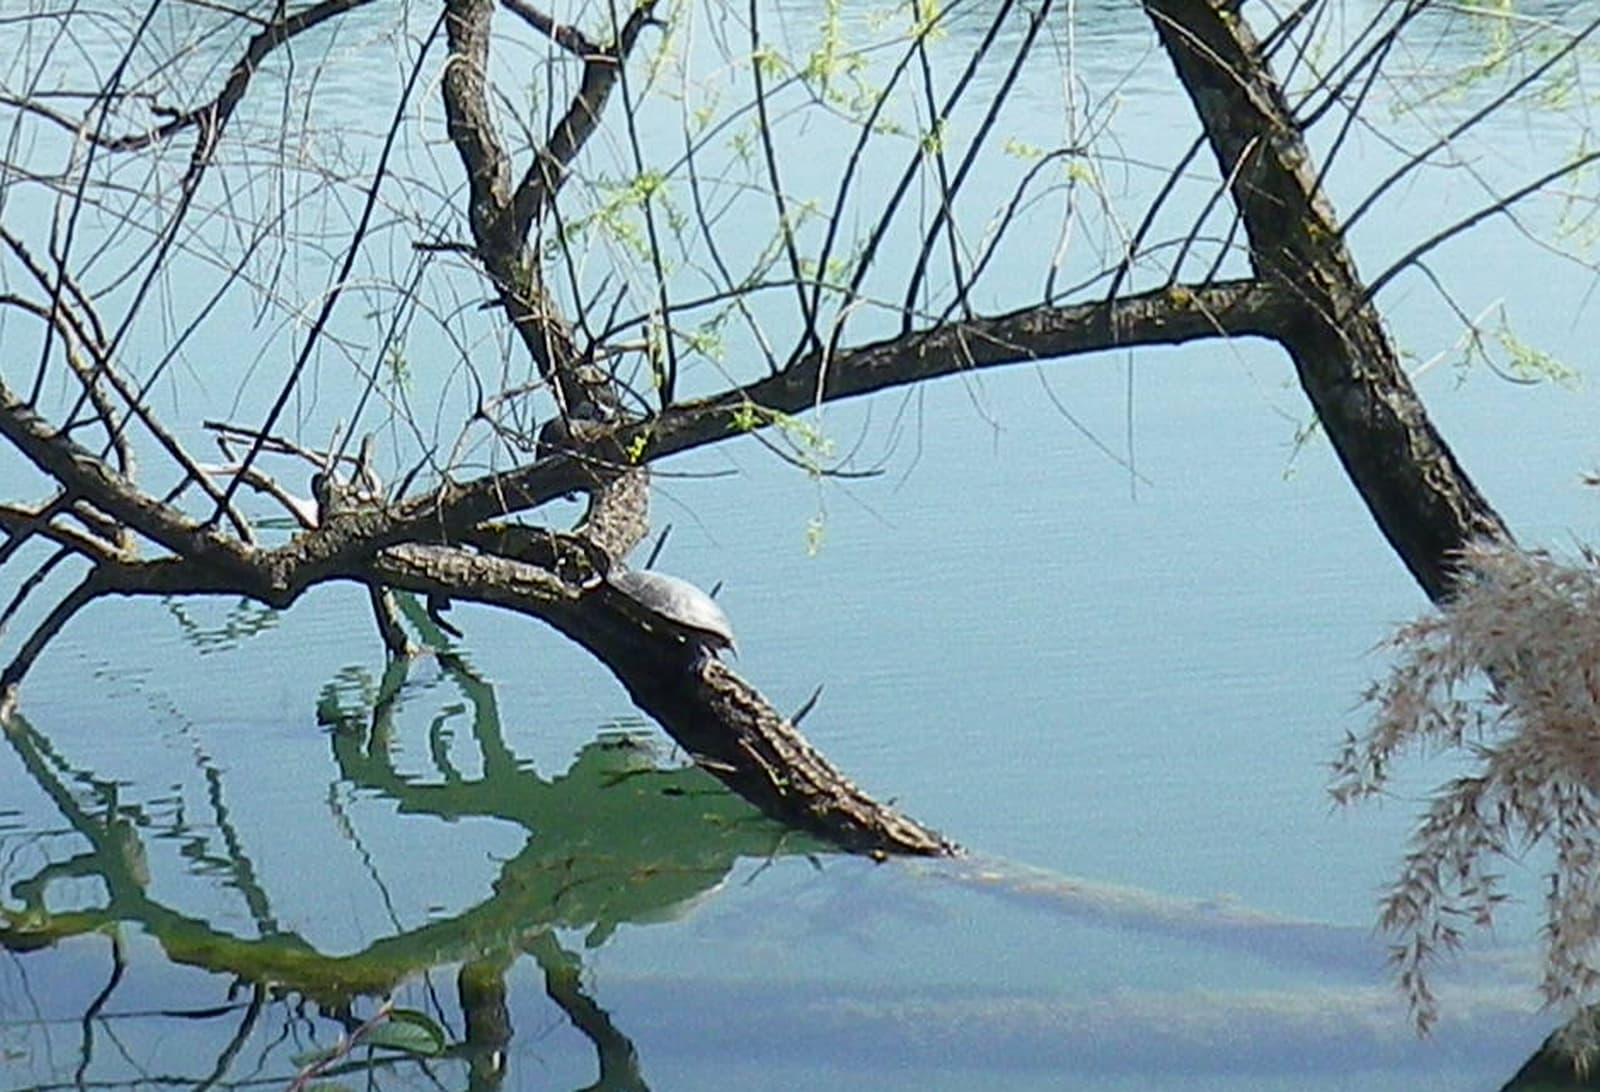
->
[[1144, 0, 1507, 601], [443, 0, 593, 418], [9, 528, 950, 854], [444, 0, 516, 249], [144, 281, 1278, 601], [3, 276, 1283, 652], [368, 544, 953, 854], [376, 279, 1288, 544]]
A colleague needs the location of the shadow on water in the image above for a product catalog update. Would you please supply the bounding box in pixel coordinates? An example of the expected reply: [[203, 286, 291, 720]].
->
[[0, 599, 1586, 1090]]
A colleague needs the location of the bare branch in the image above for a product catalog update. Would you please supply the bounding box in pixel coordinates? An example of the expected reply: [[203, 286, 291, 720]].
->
[[1365, 149, 1600, 302], [214, 9, 445, 522], [499, 0, 600, 57], [368, 583, 416, 658], [1339, 13, 1600, 238], [0, 377, 259, 583], [508, 0, 662, 238], [0, 0, 380, 155]]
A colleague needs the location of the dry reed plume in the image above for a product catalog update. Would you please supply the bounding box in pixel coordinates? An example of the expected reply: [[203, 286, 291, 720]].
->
[[1333, 539, 1600, 1055]]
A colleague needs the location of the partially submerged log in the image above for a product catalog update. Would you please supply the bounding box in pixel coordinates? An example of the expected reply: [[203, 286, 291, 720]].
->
[[374, 541, 955, 856]]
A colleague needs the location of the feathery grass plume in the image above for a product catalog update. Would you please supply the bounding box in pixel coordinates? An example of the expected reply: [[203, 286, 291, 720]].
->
[[1333, 539, 1600, 1060]]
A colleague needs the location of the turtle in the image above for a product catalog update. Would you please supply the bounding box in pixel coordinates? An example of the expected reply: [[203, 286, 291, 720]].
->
[[608, 567, 736, 662]]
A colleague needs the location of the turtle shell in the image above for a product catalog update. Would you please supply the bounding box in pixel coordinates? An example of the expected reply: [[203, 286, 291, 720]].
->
[[610, 568, 736, 654]]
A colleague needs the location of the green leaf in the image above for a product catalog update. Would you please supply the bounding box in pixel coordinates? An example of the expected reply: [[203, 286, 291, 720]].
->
[[361, 1008, 446, 1056]]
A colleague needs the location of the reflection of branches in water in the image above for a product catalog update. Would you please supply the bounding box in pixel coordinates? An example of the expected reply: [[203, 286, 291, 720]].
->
[[459, 954, 513, 1092], [17, 640, 278, 938], [162, 600, 281, 654], [74, 932, 126, 1087], [527, 932, 649, 1092], [0, 647, 805, 1090], [194, 762, 278, 936], [326, 655, 418, 938], [0, 692, 1575, 1092], [191, 984, 266, 1092]]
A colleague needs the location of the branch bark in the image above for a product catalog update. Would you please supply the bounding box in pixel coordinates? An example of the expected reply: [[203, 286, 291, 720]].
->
[[1143, 0, 1508, 601], [369, 544, 954, 855]]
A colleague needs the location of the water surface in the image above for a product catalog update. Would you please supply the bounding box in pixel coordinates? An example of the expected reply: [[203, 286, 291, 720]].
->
[[4, 1, 1599, 1088]]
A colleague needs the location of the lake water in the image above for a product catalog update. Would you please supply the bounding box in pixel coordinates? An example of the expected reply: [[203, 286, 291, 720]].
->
[[3, 1, 1599, 1088]]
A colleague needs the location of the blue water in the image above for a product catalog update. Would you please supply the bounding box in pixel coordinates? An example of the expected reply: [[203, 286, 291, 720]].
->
[[5, 1, 1600, 1088]]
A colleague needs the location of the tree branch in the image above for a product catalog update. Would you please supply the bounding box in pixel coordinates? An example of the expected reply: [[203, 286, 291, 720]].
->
[[0, 0, 380, 155], [0, 377, 263, 587], [378, 278, 1288, 543], [1143, 0, 1507, 601], [507, 0, 661, 239], [369, 544, 953, 854]]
